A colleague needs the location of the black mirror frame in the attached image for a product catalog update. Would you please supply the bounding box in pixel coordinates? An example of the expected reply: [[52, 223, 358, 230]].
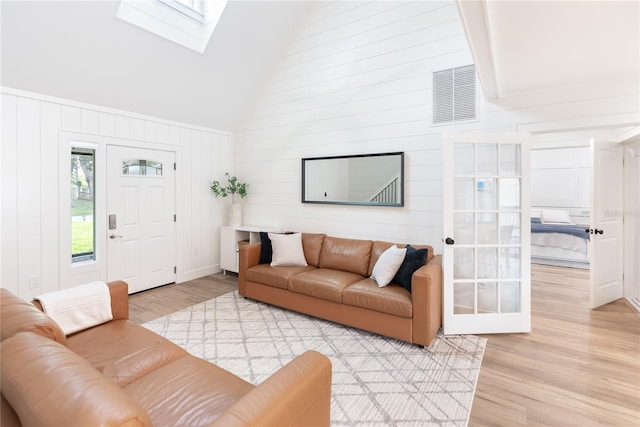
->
[[301, 152, 404, 207]]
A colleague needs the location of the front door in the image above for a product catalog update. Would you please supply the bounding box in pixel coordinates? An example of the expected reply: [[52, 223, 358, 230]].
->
[[106, 145, 176, 293], [590, 140, 624, 307], [443, 132, 531, 334]]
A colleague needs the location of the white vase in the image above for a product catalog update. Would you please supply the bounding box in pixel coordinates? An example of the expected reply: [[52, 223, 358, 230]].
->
[[229, 194, 242, 227]]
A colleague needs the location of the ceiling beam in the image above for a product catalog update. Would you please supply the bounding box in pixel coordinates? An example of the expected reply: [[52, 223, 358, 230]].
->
[[455, 0, 498, 100]]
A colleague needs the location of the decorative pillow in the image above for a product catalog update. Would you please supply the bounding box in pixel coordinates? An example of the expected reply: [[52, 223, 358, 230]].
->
[[392, 245, 428, 292], [541, 209, 573, 224], [371, 245, 407, 287], [259, 232, 273, 264], [268, 232, 308, 267], [531, 217, 542, 223]]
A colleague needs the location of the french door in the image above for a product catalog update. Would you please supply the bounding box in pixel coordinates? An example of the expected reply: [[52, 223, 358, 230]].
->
[[443, 132, 531, 334]]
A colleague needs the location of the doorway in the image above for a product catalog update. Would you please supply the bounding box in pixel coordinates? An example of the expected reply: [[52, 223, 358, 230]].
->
[[530, 136, 627, 309], [106, 145, 176, 293]]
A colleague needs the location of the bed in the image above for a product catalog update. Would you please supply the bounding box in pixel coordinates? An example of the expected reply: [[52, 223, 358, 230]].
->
[[531, 208, 590, 269]]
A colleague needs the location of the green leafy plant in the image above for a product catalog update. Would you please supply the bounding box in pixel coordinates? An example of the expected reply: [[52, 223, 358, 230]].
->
[[211, 172, 248, 199]]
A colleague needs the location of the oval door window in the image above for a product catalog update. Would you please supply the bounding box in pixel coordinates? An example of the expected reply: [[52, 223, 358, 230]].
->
[[122, 159, 163, 176]]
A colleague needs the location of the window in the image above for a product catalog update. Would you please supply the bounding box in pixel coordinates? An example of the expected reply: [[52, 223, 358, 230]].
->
[[433, 64, 476, 124], [71, 148, 95, 263], [117, 0, 228, 53], [122, 159, 163, 176], [157, 0, 205, 24]]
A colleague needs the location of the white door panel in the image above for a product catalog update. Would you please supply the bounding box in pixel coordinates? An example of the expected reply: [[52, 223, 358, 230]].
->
[[590, 141, 624, 308], [443, 132, 531, 335], [107, 146, 176, 293]]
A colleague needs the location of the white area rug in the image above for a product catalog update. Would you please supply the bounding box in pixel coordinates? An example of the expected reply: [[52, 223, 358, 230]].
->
[[143, 291, 486, 426]]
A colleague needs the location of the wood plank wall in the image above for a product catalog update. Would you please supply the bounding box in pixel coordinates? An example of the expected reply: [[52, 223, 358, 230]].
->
[[1, 89, 232, 298], [232, 0, 637, 249]]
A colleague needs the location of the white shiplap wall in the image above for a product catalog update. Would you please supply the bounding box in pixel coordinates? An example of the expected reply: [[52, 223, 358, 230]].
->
[[234, 1, 473, 248], [1, 88, 232, 298], [233, 0, 638, 250]]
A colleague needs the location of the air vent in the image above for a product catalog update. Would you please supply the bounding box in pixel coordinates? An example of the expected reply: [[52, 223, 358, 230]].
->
[[433, 64, 476, 124]]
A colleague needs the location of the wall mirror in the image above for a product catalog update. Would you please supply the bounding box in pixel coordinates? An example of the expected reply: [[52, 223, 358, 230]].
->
[[302, 152, 404, 206]]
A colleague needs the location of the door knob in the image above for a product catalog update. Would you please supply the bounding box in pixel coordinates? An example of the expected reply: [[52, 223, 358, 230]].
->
[[444, 237, 455, 245], [586, 229, 604, 235], [109, 234, 123, 239]]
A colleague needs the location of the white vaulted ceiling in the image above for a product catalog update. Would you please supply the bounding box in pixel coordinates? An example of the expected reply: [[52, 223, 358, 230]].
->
[[2, 1, 638, 132], [457, 0, 640, 100], [0, 0, 310, 131]]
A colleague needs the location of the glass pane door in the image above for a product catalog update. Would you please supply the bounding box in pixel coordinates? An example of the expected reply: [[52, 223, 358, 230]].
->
[[443, 132, 530, 334]]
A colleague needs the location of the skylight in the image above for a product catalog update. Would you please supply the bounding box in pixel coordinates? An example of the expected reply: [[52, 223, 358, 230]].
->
[[117, 0, 229, 54]]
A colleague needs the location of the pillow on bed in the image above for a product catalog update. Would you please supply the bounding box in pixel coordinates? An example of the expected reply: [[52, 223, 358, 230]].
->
[[531, 217, 542, 224], [541, 209, 573, 224]]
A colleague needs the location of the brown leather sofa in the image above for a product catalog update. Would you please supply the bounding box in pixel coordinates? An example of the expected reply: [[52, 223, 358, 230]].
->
[[239, 234, 442, 347], [0, 282, 332, 427]]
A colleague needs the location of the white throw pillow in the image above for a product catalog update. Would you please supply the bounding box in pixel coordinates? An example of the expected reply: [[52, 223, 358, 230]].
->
[[269, 233, 308, 267], [541, 209, 573, 224], [371, 245, 407, 287]]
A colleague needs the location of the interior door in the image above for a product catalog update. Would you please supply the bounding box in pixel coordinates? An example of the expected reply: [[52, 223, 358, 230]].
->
[[107, 145, 176, 293], [590, 140, 624, 307], [443, 132, 531, 334]]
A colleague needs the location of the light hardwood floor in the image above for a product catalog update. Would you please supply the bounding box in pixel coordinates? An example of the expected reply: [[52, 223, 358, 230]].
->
[[128, 265, 640, 426]]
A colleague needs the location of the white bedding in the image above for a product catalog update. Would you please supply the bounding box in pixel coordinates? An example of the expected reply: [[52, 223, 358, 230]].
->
[[530, 232, 589, 254]]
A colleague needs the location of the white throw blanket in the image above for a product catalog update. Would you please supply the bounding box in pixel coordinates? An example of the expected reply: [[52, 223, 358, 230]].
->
[[36, 281, 113, 335]]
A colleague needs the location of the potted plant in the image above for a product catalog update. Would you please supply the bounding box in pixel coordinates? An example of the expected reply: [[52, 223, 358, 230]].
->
[[210, 172, 248, 199], [211, 172, 248, 227]]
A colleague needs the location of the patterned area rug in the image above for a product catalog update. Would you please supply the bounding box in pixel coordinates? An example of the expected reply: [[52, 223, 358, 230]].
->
[[143, 291, 486, 426]]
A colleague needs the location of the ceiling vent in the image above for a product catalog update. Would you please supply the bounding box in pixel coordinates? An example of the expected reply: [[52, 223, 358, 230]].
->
[[433, 64, 476, 124]]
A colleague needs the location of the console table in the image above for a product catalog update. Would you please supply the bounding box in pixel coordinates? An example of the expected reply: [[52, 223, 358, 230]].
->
[[220, 225, 281, 273]]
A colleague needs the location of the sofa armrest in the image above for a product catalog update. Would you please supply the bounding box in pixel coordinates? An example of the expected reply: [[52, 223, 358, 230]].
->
[[410, 254, 442, 347], [107, 280, 130, 320], [31, 281, 129, 321], [208, 350, 332, 427], [238, 243, 261, 296]]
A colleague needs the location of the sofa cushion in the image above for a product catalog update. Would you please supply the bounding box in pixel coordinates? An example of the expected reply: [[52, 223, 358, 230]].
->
[[67, 319, 188, 387], [125, 355, 254, 427], [302, 233, 326, 267], [259, 232, 273, 264], [343, 279, 413, 318], [245, 264, 315, 290], [269, 233, 308, 267], [371, 245, 406, 287], [0, 288, 67, 346], [318, 237, 372, 276], [289, 268, 364, 303], [392, 245, 428, 292], [1, 394, 19, 427], [1, 332, 152, 427], [368, 241, 435, 276]]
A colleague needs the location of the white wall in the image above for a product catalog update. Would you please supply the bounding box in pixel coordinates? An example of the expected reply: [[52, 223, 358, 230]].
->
[[1, 88, 232, 298], [531, 146, 591, 220], [233, 1, 638, 249]]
